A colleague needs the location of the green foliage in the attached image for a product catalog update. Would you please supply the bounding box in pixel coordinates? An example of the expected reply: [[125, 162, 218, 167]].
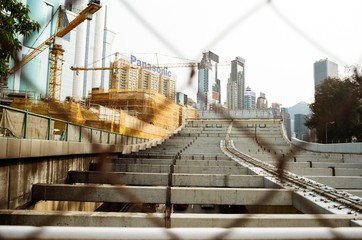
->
[[0, 0, 40, 77], [306, 69, 362, 143]]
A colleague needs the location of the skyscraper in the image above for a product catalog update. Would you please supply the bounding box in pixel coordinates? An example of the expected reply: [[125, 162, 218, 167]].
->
[[313, 58, 339, 89], [244, 86, 256, 109], [227, 57, 245, 110], [256, 92, 268, 109], [294, 113, 309, 141], [197, 51, 219, 110]]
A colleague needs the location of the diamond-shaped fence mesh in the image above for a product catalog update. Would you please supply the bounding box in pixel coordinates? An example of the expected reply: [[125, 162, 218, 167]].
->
[[0, 0, 362, 239]]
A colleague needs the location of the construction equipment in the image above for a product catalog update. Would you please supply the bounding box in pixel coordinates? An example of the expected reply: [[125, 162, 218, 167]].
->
[[8, 0, 102, 101], [70, 60, 230, 71]]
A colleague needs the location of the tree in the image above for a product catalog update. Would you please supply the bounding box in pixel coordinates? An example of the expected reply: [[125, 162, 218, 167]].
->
[[0, 0, 40, 77], [306, 73, 362, 143]]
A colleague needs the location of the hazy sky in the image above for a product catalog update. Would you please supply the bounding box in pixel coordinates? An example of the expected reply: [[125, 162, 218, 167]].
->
[[104, 0, 362, 108]]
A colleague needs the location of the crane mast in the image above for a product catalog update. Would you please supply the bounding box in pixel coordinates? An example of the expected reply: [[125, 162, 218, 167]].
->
[[8, 1, 102, 101]]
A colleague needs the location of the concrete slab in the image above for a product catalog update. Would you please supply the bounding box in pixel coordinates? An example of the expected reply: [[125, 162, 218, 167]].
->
[[40, 141, 51, 157], [6, 138, 21, 158], [19, 139, 31, 158], [114, 159, 173, 165], [0, 210, 356, 228], [173, 174, 264, 188], [0, 210, 165, 227], [307, 176, 362, 189], [67, 171, 169, 186], [68, 171, 264, 188], [171, 213, 356, 227], [32, 184, 292, 205], [175, 160, 238, 166], [32, 184, 167, 203], [174, 165, 247, 174], [0, 138, 7, 158], [170, 187, 292, 205], [343, 190, 362, 197], [111, 164, 171, 173]]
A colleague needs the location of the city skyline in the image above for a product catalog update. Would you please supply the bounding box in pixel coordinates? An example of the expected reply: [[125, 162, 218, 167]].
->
[[7, 0, 362, 109], [105, 0, 362, 108]]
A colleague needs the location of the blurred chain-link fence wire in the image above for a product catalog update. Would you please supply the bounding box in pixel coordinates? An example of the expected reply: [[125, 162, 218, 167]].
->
[[2, 0, 362, 239]]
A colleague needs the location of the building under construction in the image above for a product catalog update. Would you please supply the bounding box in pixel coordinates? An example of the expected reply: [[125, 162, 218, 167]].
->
[[89, 88, 196, 132], [85, 53, 197, 134], [1, 0, 198, 139]]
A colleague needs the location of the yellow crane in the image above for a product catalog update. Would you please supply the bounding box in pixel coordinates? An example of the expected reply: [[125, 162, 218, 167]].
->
[[8, 0, 102, 101]]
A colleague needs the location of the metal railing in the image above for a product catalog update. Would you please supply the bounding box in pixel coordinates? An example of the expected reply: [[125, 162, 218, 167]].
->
[[0, 104, 147, 145]]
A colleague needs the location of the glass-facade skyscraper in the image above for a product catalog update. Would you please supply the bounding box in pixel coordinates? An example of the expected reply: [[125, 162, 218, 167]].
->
[[197, 51, 219, 110], [227, 57, 245, 110], [313, 58, 339, 89], [244, 86, 256, 109]]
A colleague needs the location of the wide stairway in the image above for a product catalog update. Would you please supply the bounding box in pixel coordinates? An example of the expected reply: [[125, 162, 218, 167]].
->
[[1, 119, 362, 239]]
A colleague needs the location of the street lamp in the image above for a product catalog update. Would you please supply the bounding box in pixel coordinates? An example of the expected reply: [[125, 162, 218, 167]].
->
[[325, 121, 335, 144]]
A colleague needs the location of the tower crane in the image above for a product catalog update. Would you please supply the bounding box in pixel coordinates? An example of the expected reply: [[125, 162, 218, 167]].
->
[[8, 0, 102, 101], [70, 61, 230, 71], [70, 53, 230, 92]]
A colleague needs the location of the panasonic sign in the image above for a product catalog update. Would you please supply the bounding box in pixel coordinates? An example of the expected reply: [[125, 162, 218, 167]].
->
[[130, 55, 172, 77]]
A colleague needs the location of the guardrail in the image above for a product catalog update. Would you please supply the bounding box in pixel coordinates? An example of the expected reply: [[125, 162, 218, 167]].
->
[[0, 104, 147, 145]]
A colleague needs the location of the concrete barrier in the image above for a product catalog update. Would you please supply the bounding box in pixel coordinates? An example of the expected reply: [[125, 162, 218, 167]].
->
[[291, 137, 362, 154]]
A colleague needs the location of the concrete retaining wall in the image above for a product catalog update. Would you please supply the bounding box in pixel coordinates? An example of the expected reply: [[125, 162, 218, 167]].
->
[[0, 137, 164, 209], [0, 138, 163, 159], [0, 154, 96, 209]]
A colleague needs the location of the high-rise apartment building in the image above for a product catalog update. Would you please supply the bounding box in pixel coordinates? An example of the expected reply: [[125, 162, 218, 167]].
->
[[244, 86, 256, 109], [256, 92, 268, 109], [227, 57, 245, 110], [176, 92, 188, 106], [159, 75, 176, 101], [227, 81, 238, 110], [110, 55, 176, 101], [197, 51, 219, 110], [313, 58, 339, 89]]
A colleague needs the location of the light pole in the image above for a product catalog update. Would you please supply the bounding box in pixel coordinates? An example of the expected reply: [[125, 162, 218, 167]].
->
[[325, 121, 335, 144]]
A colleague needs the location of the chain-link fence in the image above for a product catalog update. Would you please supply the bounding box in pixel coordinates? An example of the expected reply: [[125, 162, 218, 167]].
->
[[1, 0, 362, 239]]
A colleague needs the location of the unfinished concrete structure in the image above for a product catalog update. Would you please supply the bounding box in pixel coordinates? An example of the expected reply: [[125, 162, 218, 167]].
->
[[0, 118, 362, 239]]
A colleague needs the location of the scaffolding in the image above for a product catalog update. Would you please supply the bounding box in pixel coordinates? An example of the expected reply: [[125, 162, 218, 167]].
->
[[90, 89, 183, 131]]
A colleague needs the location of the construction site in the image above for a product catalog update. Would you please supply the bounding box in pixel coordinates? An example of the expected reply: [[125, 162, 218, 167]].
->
[[1, 0, 198, 140], [1, 1, 362, 239]]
